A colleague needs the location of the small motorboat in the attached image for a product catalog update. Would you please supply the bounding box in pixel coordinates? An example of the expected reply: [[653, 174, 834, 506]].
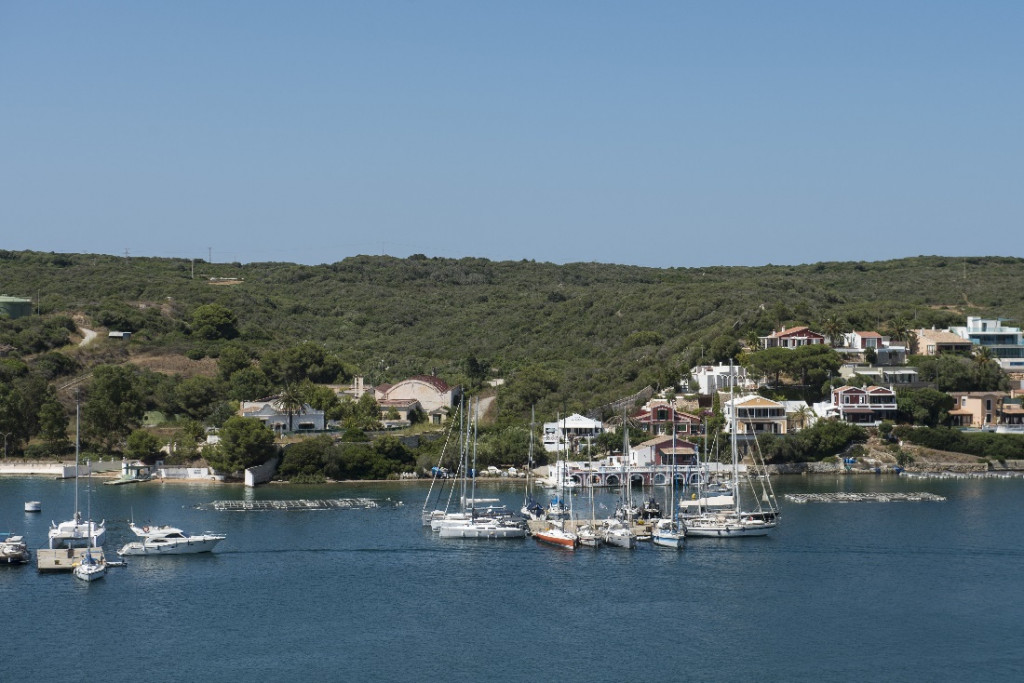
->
[[1, 534, 31, 565], [117, 523, 226, 556], [24, 501, 41, 513]]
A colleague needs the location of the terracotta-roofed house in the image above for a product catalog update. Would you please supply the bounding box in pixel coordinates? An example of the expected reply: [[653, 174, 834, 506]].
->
[[759, 326, 826, 350]]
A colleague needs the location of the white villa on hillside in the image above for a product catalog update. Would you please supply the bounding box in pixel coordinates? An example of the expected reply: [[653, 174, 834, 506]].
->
[[542, 413, 604, 454]]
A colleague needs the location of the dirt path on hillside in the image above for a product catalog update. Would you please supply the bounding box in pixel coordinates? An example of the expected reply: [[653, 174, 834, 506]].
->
[[78, 327, 98, 347]]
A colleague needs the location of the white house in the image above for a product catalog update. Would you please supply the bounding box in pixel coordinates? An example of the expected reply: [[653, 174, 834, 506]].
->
[[689, 364, 752, 395], [542, 413, 604, 454]]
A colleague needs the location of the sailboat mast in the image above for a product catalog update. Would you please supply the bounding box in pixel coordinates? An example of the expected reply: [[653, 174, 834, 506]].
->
[[74, 390, 80, 519], [730, 360, 740, 515]]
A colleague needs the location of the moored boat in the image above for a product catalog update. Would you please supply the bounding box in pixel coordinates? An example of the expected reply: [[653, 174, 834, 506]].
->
[[1, 534, 31, 565], [117, 523, 226, 556], [24, 501, 41, 513], [73, 548, 106, 582], [533, 522, 578, 550]]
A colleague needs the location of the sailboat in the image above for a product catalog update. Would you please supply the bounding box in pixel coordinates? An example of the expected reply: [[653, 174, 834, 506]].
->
[[438, 399, 526, 540], [422, 401, 464, 527], [602, 412, 637, 549], [652, 428, 685, 549], [576, 442, 602, 548], [520, 407, 545, 520], [685, 361, 780, 538], [545, 413, 570, 521], [534, 443, 579, 550], [49, 394, 106, 549], [72, 460, 106, 582]]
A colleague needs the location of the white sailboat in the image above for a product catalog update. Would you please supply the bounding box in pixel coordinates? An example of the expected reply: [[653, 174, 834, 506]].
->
[[602, 412, 637, 549], [520, 407, 545, 520], [50, 397, 105, 550], [577, 442, 602, 548], [686, 362, 780, 538], [72, 461, 106, 582], [438, 399, 526, 540], [652, 429, 685, 549], [421, 401, 464, 527]]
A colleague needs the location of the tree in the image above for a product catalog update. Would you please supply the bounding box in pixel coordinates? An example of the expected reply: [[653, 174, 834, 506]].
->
[[206, 416, 277, 475], [172, 376, 226, 420], [262, 342, 347, 385], [820, 315, 845, 347], [83, 365, 144, 451], [275, 383, 309, 432], [38, 399, 70, 453], [896, 387, 954, 427], [228, 366, 274, 402], [191, 303, 239, 340], [217, 343, 254, 380], [125, 428, 163, 463]]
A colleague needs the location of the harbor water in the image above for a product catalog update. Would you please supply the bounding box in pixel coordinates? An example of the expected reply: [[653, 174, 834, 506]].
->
[[1, 473, 1022, 682]]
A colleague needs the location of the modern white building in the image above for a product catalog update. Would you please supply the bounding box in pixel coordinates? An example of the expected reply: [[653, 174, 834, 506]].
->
[[948, 317, 1024, 370], [689, 364, 752, 395]]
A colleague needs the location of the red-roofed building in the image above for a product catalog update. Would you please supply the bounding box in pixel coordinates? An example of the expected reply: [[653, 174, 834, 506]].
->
[[759, 326, 826, 349], [845, 331, 883, 350], [631, 400, 701, 437], [830, 385, 897, 424]]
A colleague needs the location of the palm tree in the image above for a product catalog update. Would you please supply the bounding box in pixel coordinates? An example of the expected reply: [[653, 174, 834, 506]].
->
[[886, 316, 917, 352], [972, 345, 995, 365], [275, 383, 308, 433], [820, 315, 845, 348]]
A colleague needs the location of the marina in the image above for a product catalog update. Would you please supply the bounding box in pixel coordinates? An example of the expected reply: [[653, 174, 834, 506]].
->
[[2, 473, 1023, 682]]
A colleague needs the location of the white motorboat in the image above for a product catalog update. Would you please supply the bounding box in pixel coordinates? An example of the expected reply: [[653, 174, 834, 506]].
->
[[118, 523, 226, 556], [73, 549, 106, 582], [24, 501, 41, 513], [1, 534, 31, 565]]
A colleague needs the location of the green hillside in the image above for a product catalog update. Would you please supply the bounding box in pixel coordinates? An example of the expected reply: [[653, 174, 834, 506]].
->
[[2, 250, 1022, 420]]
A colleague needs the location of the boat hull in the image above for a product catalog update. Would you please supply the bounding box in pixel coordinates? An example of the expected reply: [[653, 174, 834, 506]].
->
[[533, 531, 578, 549], [73, 564, 106, 581], [685, 519, 776, 538], [652, 532, 685, 549], [117, 537, 223, 556], [438, 523, 526, 539]]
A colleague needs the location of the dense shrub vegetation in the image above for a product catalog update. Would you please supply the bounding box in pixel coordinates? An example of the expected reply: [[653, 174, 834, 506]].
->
[[2, 250, 1024, 469]]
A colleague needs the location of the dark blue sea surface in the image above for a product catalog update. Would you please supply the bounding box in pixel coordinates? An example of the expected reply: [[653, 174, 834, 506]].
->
[[2, 473, 1022, 682]]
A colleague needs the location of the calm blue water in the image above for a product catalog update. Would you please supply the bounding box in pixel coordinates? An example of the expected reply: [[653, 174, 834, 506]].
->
[[2, 474, 1022, 682]]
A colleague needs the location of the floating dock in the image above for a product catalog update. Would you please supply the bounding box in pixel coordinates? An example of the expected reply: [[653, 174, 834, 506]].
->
[[205, 498, 384, 511], [784, 492, 946, 504], [36, 547, 106, 573], [527, 519, 653, 537]]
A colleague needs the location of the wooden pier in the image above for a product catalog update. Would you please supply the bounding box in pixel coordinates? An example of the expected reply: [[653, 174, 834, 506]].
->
[[36, 547, 106, 573]]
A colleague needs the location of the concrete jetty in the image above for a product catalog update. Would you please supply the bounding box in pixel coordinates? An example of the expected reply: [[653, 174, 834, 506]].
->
[[37, 547, 106, 573]]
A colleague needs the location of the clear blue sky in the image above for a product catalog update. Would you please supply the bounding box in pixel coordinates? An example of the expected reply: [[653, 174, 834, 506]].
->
[[2, 2, 1021, 268]]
